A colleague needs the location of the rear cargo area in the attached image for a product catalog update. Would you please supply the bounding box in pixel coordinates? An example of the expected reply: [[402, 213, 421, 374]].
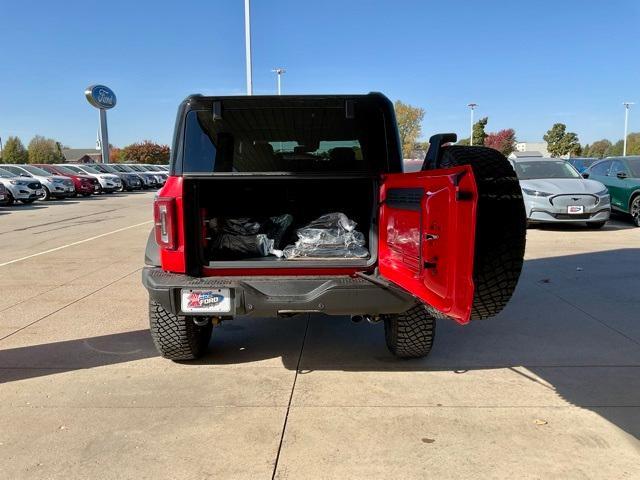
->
[[186, 176, 377, 268]]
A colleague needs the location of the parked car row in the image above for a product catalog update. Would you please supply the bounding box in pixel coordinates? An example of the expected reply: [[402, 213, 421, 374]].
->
[[511, 155, 640, 228], [0, 163, 169, 206]]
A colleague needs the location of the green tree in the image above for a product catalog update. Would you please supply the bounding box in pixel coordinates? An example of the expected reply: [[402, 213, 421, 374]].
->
[[457, 138, 470, 146], [604, 140, 624, 157], [1, 136, 28, 163], [585, 139, 612, 158], [582, 144, 590, 156], [471, 117, 488, 146], [625, 132, 640, 155], [120, 140, 170, 164], [394, 100, 425, 157], [543, 123, 581, 157], [27, 135, 65, 164]]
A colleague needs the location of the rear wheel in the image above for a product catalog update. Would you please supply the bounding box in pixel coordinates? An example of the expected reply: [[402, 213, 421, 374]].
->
[[434, 146, 527, 320], [384, 304, 435, 359], [149, 299, 212, 360], [630, 195, 640, 227]]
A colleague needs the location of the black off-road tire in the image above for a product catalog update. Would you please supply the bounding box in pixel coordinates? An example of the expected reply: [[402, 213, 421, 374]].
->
[[149, 299, 212, 360], [384, 304, 435, 359], [436, 146, 527, 320]]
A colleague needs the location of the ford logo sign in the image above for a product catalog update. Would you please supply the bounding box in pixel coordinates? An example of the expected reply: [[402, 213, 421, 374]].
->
[[85, 84, 117, 109]]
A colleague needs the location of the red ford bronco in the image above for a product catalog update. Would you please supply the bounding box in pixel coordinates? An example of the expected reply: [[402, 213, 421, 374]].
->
[[143, 93, 526, 360]]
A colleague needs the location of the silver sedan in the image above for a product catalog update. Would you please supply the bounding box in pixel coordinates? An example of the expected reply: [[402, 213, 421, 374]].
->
[[510, 158, 611, 228]]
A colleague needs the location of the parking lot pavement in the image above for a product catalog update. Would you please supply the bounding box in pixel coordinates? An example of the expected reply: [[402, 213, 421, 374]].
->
[[0, 196, 639, 479]]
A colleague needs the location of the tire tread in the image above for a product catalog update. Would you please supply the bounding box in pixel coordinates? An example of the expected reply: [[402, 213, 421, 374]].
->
[[384, 305, 435, 358], [149, 299, 212, 360], [439, 146, 527, 320]]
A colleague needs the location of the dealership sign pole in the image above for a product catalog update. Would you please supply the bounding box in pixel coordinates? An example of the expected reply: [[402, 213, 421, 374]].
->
[[85, 85, 117, 164]]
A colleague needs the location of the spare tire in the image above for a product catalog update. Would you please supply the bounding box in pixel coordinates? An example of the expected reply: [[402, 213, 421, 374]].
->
[[434, 146, 526, 320]]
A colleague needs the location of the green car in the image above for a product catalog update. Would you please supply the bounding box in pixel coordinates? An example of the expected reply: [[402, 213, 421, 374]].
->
[[585, 156, 640, 226]]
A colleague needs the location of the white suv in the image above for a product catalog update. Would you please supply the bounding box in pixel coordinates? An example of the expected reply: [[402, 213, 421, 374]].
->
[[0, 167, 43, 204], [59, 164, 122, 193], [0, 164, 75, 200]]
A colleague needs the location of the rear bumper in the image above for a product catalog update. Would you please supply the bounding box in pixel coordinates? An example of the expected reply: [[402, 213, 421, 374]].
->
[[142, 267, 415, 317]]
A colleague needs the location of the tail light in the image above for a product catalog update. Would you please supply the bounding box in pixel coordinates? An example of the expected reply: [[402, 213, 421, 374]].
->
[[154, 197, 176, 250]]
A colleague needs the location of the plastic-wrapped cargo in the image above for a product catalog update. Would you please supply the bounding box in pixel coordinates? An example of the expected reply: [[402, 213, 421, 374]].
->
[[283, 213, 369, 259]]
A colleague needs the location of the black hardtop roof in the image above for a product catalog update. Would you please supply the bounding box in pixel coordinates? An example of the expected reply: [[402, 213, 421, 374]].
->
[[171, 92, 404, 175], [182, 92, 393, 110]]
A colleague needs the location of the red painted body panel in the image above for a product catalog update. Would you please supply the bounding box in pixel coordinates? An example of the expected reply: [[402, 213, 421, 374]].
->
[[159, 169, 478, 323], [35, 164, 97, 194], [157, 176, 186, 273], [378, 166, 477, 324]]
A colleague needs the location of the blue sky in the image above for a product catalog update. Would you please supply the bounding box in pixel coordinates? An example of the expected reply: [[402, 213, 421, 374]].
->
[[1, 0, 639, 148]]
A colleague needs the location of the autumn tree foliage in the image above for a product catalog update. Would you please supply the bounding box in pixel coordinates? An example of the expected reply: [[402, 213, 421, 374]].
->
[[485, 129, 517, 156], [583, 139, 612, 158], [109, 146, 122, 162], [118, 141, 170, 164], [394, 100, 425, 158]]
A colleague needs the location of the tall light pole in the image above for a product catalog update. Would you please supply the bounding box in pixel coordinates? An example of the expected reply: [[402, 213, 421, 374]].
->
[[468, 103, 478, 145], [244, 0, 253, 95], [623, 102, 634, 156], [271, 68, 286, 95]]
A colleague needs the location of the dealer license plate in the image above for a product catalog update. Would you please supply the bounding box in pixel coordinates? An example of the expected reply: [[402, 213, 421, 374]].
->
[[181, 288, 231, 313], [567, 205, 584, 214]]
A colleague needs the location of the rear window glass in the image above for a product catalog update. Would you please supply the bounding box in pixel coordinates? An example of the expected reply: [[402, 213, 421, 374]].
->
[[181, 101, 388, 173]]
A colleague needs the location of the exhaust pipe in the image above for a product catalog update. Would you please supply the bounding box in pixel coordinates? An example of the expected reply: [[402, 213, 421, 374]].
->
[[193, 317, 211, 327], [365, 315, 381, 324]]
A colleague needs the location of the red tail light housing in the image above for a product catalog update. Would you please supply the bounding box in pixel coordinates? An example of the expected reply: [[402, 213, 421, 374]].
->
[[154, 197, 177, 250]]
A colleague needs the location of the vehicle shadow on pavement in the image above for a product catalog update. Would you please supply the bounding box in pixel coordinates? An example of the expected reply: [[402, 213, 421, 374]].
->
[[529, 215, 635, 231], [0, 330, 156, 384], [0, 250, 637, 439], [2, 204, 49, 212], [202, 248, 640, 439]]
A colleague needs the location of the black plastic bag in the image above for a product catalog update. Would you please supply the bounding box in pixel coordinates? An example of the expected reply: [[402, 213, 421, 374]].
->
[[262, 214, 294, 249], [209, 232, 274, 259]]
